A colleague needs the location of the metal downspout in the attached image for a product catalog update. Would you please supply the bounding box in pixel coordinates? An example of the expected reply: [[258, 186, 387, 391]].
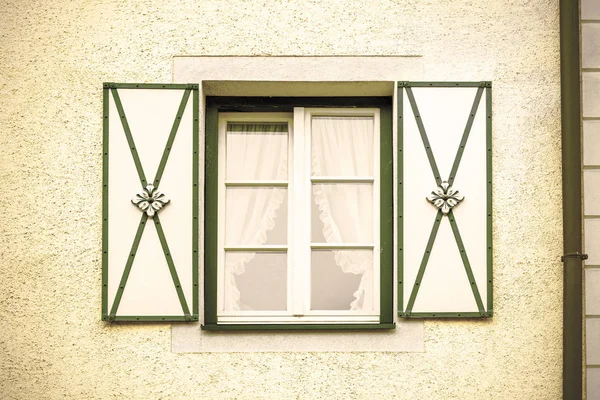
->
[[560, 0, 583, 398]]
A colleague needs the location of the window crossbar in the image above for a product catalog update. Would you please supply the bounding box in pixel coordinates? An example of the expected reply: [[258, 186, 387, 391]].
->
[[224, 180, 288, 187], [310, 176, 374, 183], [224, 245, 288, 252], [310, 243, 373, 250]]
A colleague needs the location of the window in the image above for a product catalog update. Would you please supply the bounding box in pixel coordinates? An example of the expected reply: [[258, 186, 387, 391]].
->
[[203, 97, 394, 330]]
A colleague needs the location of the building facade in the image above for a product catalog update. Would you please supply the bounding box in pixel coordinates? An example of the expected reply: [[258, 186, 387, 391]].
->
[[0, 0, 576, 398]]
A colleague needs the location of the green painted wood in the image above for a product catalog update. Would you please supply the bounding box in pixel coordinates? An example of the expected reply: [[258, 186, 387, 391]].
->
[[400, 312, 491, 318], [204, 103, 219, 326], [110, 88, 147, 187], [404, 211, 443, 315], [153, 214, 191, 320], [108, 214, 149, 320], [192, 88, 199, 319], [102, 87, 109, 320], [448, 211, 485, 315], [207, 96, 392, 113], [111, 315, 199, 322], [153, 89, 191, 187], [405, 87, 442, 186], [380, 104, 394, 324], [105, 83, 198, 90], [397, 85, 404, 315], [448, 87, 484, 186], [403, 82, 489, 88], [486, 85, 493, 315], [201, 323, 396, 331]]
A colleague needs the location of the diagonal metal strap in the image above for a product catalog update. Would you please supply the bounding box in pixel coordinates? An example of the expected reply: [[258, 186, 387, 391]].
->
[[447, 211, 485, 314], [111, 88, 148, 187], [153, 89, 191, 188], [153, 214, 191, 319], [405, 87, 442, 186], [448, 87, 484, 186], [405, 211, 443, 314], [109, 214, 149, 319]]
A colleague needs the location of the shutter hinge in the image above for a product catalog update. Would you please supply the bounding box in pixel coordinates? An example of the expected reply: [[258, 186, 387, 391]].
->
[[561, 252, 588, 262]]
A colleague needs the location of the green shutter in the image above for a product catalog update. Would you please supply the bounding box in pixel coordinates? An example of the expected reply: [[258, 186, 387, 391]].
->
[[102, 83, 199, 322], [399, 82, 492, 318]]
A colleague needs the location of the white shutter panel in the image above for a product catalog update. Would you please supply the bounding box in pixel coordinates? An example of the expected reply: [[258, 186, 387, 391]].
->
[[102, 83, 198, 321], [399, 82, 492, 318]]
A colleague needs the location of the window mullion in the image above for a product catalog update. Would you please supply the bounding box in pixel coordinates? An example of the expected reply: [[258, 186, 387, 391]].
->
[[302, 108, 312, 315], [291, 107, 306, 316]]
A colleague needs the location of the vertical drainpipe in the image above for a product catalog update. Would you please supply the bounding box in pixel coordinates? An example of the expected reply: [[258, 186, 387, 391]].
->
[[560, 0, 583, 398]]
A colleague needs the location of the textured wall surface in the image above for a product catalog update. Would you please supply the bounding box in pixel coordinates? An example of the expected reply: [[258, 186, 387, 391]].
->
[[0, 0, 561, 399]]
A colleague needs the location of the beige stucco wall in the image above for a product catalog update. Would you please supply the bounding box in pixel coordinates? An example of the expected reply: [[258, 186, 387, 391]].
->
[[0, 1, 562, 399]]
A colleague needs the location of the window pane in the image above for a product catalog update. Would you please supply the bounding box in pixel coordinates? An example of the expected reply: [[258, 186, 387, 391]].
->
[[224, 252, 287, 311], [226, 188, 287, 245], [226, 123, 288, 180], [311, 250, 373, 311], [311, 116, 373, 177], [311, 184, 373, 243]]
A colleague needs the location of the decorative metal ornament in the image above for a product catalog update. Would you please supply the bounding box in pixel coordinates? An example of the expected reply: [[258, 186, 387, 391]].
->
[[426, 181, 464, 215], [131, 184, 170, 217]]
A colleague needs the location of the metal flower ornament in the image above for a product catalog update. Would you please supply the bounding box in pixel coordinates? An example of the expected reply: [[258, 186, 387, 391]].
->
[[426, 181, 464, 215], [131, 184, 170, 217]]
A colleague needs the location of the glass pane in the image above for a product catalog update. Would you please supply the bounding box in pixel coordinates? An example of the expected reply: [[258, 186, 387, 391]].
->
[[311, 250, 373, 311], [226, 188, 287, 245], [226, 123, 288, 180], [311, 184, 373, 243], [224, 252, 287, 311], [311, 116, 373, 176]]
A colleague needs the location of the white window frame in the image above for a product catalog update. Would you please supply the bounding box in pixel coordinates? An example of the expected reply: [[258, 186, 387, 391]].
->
[[216, 108, 381, 324]]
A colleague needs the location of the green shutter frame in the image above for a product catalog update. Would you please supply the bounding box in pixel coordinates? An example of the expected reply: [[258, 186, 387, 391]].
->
[[398, 82, 493, 319], [102, 83, 199, 322]]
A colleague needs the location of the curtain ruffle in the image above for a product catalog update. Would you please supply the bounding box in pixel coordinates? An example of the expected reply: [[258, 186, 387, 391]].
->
[[223, 123, 288, 311], [311, 116, 374, 311]]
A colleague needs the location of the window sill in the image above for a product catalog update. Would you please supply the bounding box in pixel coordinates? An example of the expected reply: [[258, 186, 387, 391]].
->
[[201, 323, 396, 331]]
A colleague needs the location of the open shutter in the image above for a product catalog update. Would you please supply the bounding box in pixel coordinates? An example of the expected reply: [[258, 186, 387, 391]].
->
[[102, 83, 199, 321], [399, 82, 492, 318]]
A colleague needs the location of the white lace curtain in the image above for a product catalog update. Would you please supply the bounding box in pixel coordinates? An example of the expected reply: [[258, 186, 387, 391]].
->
[[224, 123, 287, 311], [311, 116, 374, 311], [224, 117, 374, 312]]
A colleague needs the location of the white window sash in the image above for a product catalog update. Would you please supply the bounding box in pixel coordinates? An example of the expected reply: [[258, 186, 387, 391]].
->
[[217, 108, 380, 323]]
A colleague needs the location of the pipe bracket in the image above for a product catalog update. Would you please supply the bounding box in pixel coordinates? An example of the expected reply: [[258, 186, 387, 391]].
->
[[561, 252, 589, 262]]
